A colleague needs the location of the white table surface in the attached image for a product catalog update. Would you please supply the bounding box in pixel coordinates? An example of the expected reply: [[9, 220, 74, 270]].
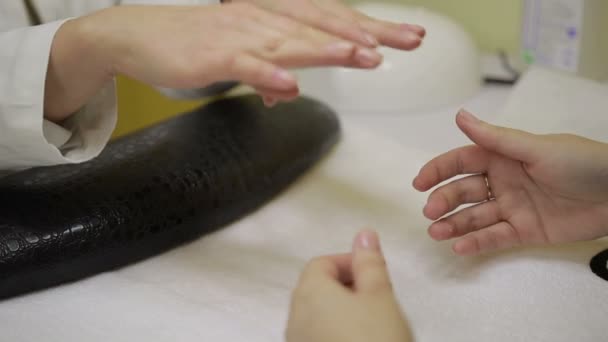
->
[[343, 84, 512, 156]]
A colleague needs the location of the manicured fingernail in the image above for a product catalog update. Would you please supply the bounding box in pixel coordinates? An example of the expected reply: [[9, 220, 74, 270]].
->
[[273, 69, 296, 89], [363, 32, 379, 47], [355, 48, 382, 67], [354, 230, 380, 252], [401, 24, 426, 37], [327, 41, 355, 55]]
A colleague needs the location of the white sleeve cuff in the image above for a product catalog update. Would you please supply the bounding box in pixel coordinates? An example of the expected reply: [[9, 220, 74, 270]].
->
[[0, 20, 117, 172], [46, 80, 117, 163]]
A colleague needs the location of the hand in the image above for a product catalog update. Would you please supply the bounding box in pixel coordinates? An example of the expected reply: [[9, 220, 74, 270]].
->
[[225, 0, 425, 107], [413, 110, 608, 256], [286, 230, 411, 342], [227, 0, 425, 50], [44, 4, 383, 120]]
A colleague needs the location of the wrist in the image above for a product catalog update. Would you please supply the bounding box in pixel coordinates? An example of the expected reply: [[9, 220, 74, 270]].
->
[[44, 14, 117, 122]]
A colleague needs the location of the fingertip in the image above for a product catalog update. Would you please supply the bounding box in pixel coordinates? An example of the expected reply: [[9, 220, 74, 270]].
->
[[412, 175, 423, 191], [353, 229, 381, 253], [416, 27, 426, 39], [412, 173, 432, 192], [428, 222, 454, 241], [272, 69, 298, 91], [354, 48, 383, 68], [401, 23, 426, 38], [423, 197, 446, 221], [452, 239, 478, 256], [262, 96, 277, 107], [405, 36, 422, 50]]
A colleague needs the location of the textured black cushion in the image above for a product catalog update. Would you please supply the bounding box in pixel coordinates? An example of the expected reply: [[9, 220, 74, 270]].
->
[[0, 95, 340, 299]]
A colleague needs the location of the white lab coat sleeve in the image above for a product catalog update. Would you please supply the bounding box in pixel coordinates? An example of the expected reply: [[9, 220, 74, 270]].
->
[[0, 20, 117, 172]]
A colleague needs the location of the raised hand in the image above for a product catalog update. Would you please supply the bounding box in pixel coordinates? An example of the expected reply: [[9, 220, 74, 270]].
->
[[226, 0, 425, 50], [45, 3, 384, 120]]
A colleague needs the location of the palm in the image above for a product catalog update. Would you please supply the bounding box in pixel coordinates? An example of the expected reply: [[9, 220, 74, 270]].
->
[[486, 152, 608, 248], [416, 111, 608, 256]]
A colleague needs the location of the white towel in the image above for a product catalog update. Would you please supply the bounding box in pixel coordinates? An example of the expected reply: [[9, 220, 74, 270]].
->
[[1, 68, 607, 342]]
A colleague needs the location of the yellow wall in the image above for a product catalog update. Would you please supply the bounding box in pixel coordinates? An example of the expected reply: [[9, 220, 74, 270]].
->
[[114, 77, 208, 138], [116, 1, 527, 138]]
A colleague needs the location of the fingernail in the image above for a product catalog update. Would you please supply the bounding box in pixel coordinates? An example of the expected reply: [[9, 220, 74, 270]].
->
[[401, 24, 426, 37], [404, 31, 422, 43], [362, 32, 379, 47], [353, 230, 381, 252], [355, 48, 382, 67], [273, 69, 296, 89], [327, 41, 355, 56], [458, 109, 480, 123]]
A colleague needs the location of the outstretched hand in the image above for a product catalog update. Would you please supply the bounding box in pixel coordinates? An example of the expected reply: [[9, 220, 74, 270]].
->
[[414, 110, 608, 256], [226, 0, 425, 106]]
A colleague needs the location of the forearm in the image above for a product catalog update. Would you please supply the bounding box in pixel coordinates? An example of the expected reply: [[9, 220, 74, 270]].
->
[[43, 12, 117, 123]]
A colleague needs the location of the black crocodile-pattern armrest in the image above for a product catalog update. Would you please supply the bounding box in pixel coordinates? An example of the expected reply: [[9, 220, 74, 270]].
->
[[0, 95, 340, 299]]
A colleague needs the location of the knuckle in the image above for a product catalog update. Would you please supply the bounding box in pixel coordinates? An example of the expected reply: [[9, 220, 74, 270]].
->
[[358, 256, 386, 275], [264, 36, 287, 52], [222, 53, 242, 74]]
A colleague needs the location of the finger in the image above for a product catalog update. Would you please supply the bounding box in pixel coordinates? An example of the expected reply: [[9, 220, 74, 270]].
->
[[254, 85, 300, 101], [428, 200, 502, 241], [358, 19, 423, 50], [247, 8, 382, 69], [299, 253, 354, 288], [352, 230, 393, 294], [456, 110, 546, 164], [413, 145, 490, 192], [318, 2, 424, 50], [401, 23, 426, 38], [219, 52, 298, 92], [262, 95, 277, 107], [452, 221, 523, 256], [423, 174, 492, 220], [276, 2, 379, 47], [262, 39, 382, 69]]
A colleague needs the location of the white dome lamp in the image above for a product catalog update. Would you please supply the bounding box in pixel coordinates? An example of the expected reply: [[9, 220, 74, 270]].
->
[[297, 2, 482, 114]]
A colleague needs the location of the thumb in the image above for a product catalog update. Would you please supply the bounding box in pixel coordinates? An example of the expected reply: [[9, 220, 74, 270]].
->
[[456, 110, 544, 163], [352, 230, 393, 294]]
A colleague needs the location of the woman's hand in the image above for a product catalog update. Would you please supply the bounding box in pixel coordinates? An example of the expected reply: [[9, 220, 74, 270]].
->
[[286, 230, 411, 342], [414, 110, 608, 256], [225, 0, 425, 106], [227, 0, 425, 50], [44, 3, 383, 121]]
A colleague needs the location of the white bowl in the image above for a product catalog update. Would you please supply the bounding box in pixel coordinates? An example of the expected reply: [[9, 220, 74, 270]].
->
[[297, 2, 482, 114]]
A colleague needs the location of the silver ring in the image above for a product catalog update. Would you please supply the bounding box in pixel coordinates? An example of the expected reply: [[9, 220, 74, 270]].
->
[[484, 174, 494, 201]]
